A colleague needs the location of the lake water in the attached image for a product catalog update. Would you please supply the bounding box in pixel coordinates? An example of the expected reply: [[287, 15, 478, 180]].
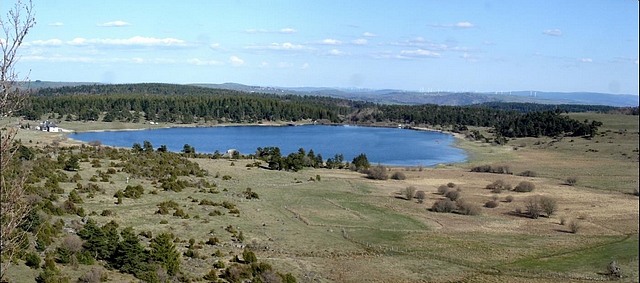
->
[[70, 125, 467, 166]]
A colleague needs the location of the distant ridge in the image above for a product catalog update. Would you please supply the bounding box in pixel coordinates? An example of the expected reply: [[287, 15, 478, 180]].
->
[[24, 81, 639, 107]]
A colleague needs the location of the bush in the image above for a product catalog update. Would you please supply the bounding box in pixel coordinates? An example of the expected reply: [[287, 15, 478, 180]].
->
[[566, 176, 578, 186], [446, 182, 456, 188], [514, 181, 535, 192], [457, 200, 481, 215], [518, 170, 538, 177], [77, 267, 103, 283], [525, 197, 542, 219], [569, 219, 581, 233], [539, 196, 557, 217], [432, 199, 456, 213], [486, 180, 511, 192], [391, 171, 406, 180], [437, 185, 449, 195], [366, 165, 388, 180], [416, 190, 426, 203], [25, 252, 41, 269], [505, 195, 514, 203], [484, 200, 499, 208], [404, 186, 416, 200], [445, 190, 460, 201]]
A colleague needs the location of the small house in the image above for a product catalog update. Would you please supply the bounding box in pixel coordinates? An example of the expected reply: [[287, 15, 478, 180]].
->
[[39, 120, 60, 132]]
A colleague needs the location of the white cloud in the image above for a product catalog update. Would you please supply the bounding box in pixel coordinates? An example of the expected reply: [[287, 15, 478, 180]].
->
[[328, 49, 346, 56], [66, 36, 187, 47], [277, 62, 294, 68], [352, 39, 368, 45], [543, 29, 563, 36], [187, 58, 222, 66], [97, 20, 131, 27], [279, 28, 297, 34], [363, 32, 377, 37], [48, 22, 64, 26], [428, 22, 475, 28], [247, 42, 308, 51], [581, 58, 593, 63], [259, 62, 269, 68], [229, 56, 244, 66], [320, 39, 342, 45], [400, 49, 441, 57], [300, 63, 309, 69], [209, 43, 221, 49]]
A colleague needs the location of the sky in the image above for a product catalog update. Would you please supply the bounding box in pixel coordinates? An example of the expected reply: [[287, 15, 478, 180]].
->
[[3, 0, 639, 94]]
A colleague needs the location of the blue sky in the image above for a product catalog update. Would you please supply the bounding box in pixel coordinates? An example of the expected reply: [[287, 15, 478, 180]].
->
[[6, 0, 639, 94]]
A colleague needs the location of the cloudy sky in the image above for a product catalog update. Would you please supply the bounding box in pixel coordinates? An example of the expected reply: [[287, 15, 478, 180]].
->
[[7, 0, 640, 94]]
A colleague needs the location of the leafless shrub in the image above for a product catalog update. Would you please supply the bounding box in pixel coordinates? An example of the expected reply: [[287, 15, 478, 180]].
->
[[514, 181, 535, 192], [569, 219, 581, 233], [78, 267, 102, 283], [457, 200, 481, 215], [539, 196, 557, 217], [505, 195, 514, 203], [437, 185, 449, 195], [560, 216, 566, 225], [525, 197, 542, 219], [404, 186, 416, 200], [391, 171, 406, 180], [366, 165, 388, 180], [62, 234, 83, 253], [432, 199, 456, 213], [446, 182, 456, 188], [445, 190, 460, 201], [416, 190, 426, 203]]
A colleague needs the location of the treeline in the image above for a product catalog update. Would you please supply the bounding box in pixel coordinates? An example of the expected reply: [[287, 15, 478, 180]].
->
[[20, 83, 606, 139], [471, 102, 618, 113]]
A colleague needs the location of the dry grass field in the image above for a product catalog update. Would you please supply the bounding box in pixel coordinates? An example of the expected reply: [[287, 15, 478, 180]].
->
[[2, 113, 638, 282]]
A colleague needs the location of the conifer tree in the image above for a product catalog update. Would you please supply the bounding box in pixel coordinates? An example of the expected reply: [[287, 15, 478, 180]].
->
[[150, 233, 180, 276]]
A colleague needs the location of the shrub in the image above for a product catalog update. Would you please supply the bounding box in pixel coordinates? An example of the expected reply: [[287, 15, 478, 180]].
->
[[514, 181, 535, 192], [445, 190, 460, 201], [518, 170, 538, 177], [525, 197, 542, 219], [391, 171, 406, 180], [458, 200, 481, 215], [560, 216, 566, 225], [78, 267, 103, 283], [505, 195, 514, 203], [446, 182, 456, 188], [486, 179, 511, 192], [366, 165, 388, 180], [569, 219, 581, 233], [633, 189, 639, 196], [437, 185, 449, 195], [416, 190, 426, 203], [539, 196, 557, 217], [566, 176, 578, 186], [484, 200, 499, 208], [404, 186, 416, 200], [432, 199, 456, 213], [222, 175, 232, 181], [25, 252, 41, 269]]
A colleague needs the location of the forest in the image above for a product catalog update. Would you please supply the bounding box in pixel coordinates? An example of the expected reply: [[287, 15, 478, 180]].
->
[[19, 83, 618, 139]]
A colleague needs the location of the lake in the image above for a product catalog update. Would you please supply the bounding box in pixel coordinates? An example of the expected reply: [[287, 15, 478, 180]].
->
[[70, 125, 467, 166]]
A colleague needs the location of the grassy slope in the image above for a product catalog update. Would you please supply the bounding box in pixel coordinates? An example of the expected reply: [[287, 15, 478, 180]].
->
[[2, 113, 638, 282]]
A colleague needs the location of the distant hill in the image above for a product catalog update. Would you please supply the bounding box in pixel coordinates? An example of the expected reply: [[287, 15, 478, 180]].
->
[[23, 81, 639, 107]]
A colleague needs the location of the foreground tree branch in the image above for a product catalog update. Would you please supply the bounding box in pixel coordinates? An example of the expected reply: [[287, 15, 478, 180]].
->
[[0, 0, 35, 280]]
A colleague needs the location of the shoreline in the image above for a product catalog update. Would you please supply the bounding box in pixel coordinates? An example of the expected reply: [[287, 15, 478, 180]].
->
[[14, 118, 479, 168]]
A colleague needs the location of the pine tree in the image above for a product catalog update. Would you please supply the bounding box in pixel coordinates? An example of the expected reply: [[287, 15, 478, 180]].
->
[[113, 227, 145, 274], [149, 233, 180, 276]]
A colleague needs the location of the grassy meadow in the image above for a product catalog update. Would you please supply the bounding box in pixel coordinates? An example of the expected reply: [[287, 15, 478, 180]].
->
[[2, 112, 638, 282]]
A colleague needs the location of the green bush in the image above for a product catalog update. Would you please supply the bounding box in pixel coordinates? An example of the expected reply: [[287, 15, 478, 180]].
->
[[25, 252, 41, 269]]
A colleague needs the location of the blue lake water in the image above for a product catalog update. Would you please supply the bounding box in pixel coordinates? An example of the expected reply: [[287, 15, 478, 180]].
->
[[70, 125, 467, 166]]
